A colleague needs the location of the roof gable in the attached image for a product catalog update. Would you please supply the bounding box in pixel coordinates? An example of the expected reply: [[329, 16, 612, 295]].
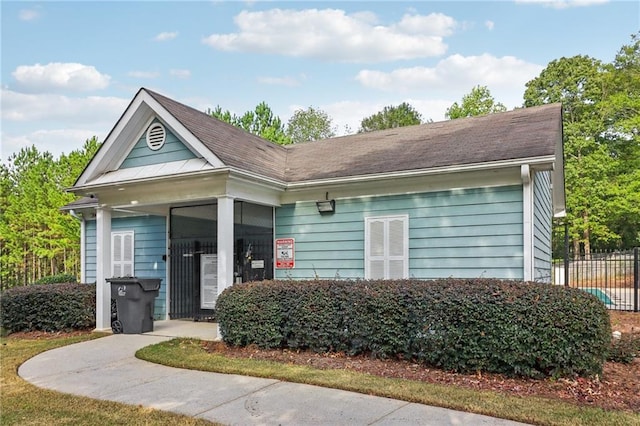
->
[[75, 88, 227, 187], [145, 90, 288, 181]]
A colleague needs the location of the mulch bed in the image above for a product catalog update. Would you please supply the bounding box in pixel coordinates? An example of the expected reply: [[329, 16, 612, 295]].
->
[[201, 341, 640, 413], [203, 311, 640, 413]]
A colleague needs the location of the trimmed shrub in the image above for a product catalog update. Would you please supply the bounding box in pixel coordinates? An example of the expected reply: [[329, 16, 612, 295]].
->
[[608, 333, 640, 363], [0, 283, 95, 333], [215, 280, 287, 348], [215, 279, 612, 378], [34, 273, 78, 285]]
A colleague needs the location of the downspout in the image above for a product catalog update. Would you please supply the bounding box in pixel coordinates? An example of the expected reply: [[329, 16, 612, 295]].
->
[[69, 210, 87, 283], [521, 165, 533, 282]]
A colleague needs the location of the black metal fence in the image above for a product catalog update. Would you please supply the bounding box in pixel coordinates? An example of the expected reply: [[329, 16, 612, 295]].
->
[[552, 246, 639, 312]]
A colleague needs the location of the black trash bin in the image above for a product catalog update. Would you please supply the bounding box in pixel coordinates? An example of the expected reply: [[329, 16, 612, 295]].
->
[[108, 277, 161, 334]]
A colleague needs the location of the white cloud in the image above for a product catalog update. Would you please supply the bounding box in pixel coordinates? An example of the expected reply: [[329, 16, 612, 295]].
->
[[485, 20, 495, 30], [12, 63, 111, 93], [19, 8, 41, 21], [169, 69, 191, 79], [1, 89, 127, 123], [202, 8, 454, 62], [355, 54, 543, 109], [1, 89, 128, 160], [515, 0, 609, 9], [128, 71, 160, 79], [258, 76, 301, 87], [1, 129, 101, 161], [154, 31, 178, 41], [393, 13, 456, 36]]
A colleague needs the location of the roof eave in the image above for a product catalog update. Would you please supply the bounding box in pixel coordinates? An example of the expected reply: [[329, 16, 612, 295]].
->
[[285, 155, 557, 190], [68, 167, 232, 195]]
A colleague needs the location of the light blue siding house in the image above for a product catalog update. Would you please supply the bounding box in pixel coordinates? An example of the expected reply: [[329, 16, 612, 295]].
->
[[65, 88, 565, 331]]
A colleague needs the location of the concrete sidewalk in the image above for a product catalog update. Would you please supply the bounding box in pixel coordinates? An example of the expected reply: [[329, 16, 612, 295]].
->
[[19, 322, 529, 426]]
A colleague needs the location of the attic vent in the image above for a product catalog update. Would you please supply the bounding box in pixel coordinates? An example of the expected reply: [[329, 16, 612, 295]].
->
[[146, 123, 166, 151]]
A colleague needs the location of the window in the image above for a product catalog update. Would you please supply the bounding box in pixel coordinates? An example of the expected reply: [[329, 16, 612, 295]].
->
[[112, 231, 134, 277], [365, 215, 408, 279]]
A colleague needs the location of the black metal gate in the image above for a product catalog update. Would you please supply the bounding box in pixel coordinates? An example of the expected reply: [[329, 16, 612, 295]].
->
[[169, 239, 216, 320], [552, 219, 639, 312]]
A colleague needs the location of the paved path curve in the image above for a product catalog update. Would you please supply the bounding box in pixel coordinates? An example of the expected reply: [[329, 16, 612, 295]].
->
[[19, 333, 529, 425]]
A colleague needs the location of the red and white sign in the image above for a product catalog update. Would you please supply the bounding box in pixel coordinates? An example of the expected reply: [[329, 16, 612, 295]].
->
[[275, 238, 295, 269]]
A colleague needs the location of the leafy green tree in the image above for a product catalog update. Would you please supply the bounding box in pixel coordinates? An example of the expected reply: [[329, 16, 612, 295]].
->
[[210, 102, 292, 145], [0, 138, 99, 289], [599, 32, 640, 247], [359, 102, 423, 133], [286, 106, 336, 143], [1, 146, 58, 287], [524, 55, 610, 256], [524, 37, 640, 253], [445, 85, 507, 119]]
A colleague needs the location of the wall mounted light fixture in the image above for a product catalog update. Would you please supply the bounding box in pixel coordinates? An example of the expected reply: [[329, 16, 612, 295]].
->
[[316, 192, 335, 214]]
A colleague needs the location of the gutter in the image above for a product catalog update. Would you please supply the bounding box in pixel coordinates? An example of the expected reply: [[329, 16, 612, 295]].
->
[[285, 155, 556, 190]]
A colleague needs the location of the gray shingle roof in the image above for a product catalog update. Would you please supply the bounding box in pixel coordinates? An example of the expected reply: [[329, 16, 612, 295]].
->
[[284, 104, 562, 182], [59, 196, 98, 211], [146, 89, 288, 181], [146, 88, 561, 184]]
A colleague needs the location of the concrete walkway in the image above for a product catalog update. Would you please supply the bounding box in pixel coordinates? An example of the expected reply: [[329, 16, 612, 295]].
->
[[19, 321, 529, 426]]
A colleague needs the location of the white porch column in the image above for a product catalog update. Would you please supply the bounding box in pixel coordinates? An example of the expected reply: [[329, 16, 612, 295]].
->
[[216, 196, 234, 341], [521, 165, 534, 282], [80, 216, 86, 283], [217, 196, 234, 296], [95, 207, 112, 331]]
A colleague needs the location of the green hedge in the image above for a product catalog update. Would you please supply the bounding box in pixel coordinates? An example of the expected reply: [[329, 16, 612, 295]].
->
[[216, 279, 612, 378], [34, 273, 78, 285], [608, 333, 640, 363], [0, 283, 95, 333]]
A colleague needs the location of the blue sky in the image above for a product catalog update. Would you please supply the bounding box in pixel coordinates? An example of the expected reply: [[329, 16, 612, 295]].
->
[[1, 0, 638, 161]]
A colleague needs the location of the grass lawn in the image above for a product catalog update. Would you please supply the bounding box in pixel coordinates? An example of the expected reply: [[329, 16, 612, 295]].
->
[[0, 333, 218, 426], [137, 338, 640, 426], [2, 332, 638, 426]]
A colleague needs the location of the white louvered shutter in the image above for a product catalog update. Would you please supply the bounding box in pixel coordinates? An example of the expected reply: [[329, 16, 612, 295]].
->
[[387, 218, 406, 279], [365, 215, 408, 279], [367, 219, 385, 279], [112, 231, 134, 277]]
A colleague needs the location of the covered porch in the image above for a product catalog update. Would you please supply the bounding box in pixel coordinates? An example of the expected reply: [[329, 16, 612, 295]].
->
[[84, 168, 279, 330]]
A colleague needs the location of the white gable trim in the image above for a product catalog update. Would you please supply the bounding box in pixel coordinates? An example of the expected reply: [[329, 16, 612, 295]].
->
[[141, 91, 224, 168], [75, 89, 224, 187]]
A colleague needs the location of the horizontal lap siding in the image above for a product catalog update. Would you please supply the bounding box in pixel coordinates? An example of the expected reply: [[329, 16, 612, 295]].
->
[[275, 185, 524, 280], [533, 171, 552, 282], [276, 203, 364, 279], [120, 119, 196, 169], [85, 216, 167, 318], [409, 186, 523, 279]]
